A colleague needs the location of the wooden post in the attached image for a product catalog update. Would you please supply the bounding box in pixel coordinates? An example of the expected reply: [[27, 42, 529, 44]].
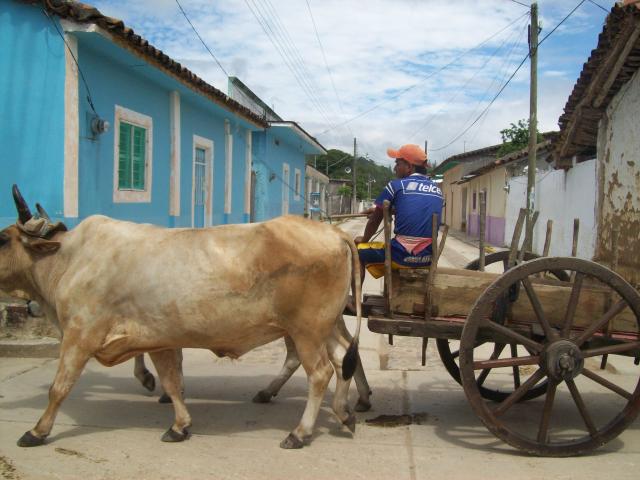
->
[[509, 208, 527, 268], [542, 219, 553, 257], [383, 200, 393, 317], [352, 138, 357, 214], [525, 2, 539, 251], [571, 218, 580, 257], [479, 191, 487, 271], [519, 210, 539, 263], [438, 224, 449, 261], [424, 213, 439, 320]]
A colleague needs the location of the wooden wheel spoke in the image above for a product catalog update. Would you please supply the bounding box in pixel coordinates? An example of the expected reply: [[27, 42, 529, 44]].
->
[[475, 343, 506, 386], [565, 378, 598, 437], [561, 273, 584, 338], [581, 368, 633, 400], [537, 381, 558, 443], [481, 319, 543, 353], [521, 278, 559, 341], [574, 299, 628, 347], [493, 368, 546, 416], [510, 344, 521, 389], [473, 355, 538, 370], [582, 341, 640, 358]]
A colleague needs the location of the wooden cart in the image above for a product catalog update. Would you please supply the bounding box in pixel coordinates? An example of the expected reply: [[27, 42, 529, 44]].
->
[[360, 201, 640, 457]]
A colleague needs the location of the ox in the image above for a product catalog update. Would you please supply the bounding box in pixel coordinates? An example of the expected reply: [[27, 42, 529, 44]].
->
[[0, 185, 362, 449]]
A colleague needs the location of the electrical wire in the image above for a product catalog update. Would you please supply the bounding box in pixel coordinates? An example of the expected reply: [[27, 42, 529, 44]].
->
[[318, 11, 530, 135], [587, 0, 610, 14], [175, 0, 229, 78], [431, 0, 589, 152], [508, 0, 530, 8], [42, 8, 98, 116]]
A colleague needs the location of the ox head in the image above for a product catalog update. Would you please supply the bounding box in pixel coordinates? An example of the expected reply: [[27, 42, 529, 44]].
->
[[0, 185, 67, 293]]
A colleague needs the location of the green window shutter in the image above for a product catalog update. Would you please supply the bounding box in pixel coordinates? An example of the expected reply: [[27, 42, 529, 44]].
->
[[118, 123, 132, 189], [132, 126, 146, 190]]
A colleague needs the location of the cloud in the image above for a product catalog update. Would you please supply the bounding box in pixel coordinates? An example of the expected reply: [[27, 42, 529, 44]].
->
[[91, 0, 610, 166]]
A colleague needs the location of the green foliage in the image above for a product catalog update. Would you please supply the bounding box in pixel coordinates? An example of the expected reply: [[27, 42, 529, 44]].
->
[[496, 119, 543, 158], [307, 149, 394, 200], [337, 185, 352, 197]]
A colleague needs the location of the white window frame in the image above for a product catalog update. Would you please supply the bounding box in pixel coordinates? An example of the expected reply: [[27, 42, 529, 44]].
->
[[113, 105, 153, 203], [294, 168, 301, 201], [191, 135, 214, 228], [282, 162, 290, 216]]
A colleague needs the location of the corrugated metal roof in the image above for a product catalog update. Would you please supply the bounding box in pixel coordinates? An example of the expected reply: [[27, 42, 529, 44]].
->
[[29, 0, 269, 128], [552, 4, 640, 166]]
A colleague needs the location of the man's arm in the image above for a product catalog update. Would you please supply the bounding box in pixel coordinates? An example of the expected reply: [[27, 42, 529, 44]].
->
[[355, 207, 383, 244]]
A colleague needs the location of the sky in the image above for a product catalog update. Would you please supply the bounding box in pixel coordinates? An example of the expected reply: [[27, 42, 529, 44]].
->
[[90, 0, 612, 167]]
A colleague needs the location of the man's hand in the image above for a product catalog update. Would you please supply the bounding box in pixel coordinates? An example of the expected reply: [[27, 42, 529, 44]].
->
[[354, 235, 364, 245]]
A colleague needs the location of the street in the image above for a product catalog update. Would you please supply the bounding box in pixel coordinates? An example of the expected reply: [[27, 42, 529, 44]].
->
[[0, 217, 639, 479]]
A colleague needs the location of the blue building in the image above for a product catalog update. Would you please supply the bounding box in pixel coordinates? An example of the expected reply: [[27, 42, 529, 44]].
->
[[0, 0, 325, 228]]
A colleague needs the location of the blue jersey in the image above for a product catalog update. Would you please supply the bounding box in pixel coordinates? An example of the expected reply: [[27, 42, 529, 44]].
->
[[375, 174, 443, 237]]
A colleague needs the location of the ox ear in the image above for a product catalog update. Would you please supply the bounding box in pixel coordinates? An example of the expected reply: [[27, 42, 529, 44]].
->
[[23, 238, 61, 255]]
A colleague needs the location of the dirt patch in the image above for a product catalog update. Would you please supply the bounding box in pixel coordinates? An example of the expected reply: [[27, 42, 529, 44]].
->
[[54, 447, 106, 464], [0, 456, 19, 480], [365, 412, 429, 427]]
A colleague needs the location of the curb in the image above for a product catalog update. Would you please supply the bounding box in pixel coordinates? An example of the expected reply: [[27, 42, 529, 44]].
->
[[0, 338, 60, 358]]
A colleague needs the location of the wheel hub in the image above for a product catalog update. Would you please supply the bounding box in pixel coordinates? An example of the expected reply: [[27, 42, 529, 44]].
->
[[543, 340, 584, 381]]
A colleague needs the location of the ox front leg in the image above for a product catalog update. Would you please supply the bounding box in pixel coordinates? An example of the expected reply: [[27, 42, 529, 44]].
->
[[133, 354, 156, 392], [148, 349, 191, 442], [18, 338, 90, 447], [280, 340, 333, 449], [253, 336, 300, 404]]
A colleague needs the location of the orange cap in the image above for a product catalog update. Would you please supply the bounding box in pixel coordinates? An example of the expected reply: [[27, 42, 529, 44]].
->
[[386, 144, 427, 166]]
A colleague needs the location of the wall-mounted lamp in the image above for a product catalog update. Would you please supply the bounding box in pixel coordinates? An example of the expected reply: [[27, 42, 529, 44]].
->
[[91, 116, 110, 135], [503, 183, 510, 193]]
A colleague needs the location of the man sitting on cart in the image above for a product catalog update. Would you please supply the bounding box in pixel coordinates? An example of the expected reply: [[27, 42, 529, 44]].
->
[[354, 143, 443, 281]]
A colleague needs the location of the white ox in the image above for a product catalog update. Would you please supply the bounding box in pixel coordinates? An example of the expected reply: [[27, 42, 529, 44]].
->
[[0, 186, 362, 449]]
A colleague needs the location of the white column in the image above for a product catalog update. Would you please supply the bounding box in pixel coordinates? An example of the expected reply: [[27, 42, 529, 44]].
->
[[63, 34, 79, 218], [244, 129, 252, 218], [224, 120, 233, 216], [169, 91, 181, 216]]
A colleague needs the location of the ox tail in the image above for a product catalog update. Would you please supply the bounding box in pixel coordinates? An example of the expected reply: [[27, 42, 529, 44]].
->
[[342, 236, 362, 380]]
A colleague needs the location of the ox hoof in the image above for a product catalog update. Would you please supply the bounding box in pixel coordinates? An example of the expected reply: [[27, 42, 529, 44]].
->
[[142, 371, 156, 392], [355, 399, 372, 412], [158, 393, 173, 404], [279, 433, 304, 449], [17, 431, 45, 447], [252, 390, 273, 404], [343, 413, 357, 433], [161, 427, 189, 443]]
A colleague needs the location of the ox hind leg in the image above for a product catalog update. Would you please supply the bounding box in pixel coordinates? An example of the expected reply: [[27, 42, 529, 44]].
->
[[280, 338, 333, 449], [148, 349, 191, 442], [18, 334, 91, 447], [133, 354, 156, 392], [325, 326, 359, 433], [253, 336, 300, 403]]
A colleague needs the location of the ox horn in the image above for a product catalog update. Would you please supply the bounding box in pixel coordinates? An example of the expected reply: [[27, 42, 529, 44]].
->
[[12, 184, 32, 224], [35, 203, 51, 222]]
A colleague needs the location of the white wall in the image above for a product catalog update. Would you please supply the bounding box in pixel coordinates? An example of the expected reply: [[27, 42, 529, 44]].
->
[[504, 159, 596, 259]]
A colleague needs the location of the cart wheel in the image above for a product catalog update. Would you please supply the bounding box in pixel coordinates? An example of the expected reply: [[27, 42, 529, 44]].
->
[[436, 251, 569, 402], [460, 257, 640, 456]]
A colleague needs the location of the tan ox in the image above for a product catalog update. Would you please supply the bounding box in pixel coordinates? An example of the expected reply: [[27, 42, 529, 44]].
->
[[0, 186, 362, 449]]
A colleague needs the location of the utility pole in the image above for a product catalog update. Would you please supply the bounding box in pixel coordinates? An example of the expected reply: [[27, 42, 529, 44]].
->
[[526, 2, 539, 251], [352, 137, 357, 213]]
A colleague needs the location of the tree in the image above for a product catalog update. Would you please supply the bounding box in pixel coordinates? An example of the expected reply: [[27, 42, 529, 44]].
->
[[496, 119, 543, 157]]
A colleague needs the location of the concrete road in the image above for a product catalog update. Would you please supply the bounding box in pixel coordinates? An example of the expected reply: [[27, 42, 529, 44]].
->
[[1, 218, 639, 479]]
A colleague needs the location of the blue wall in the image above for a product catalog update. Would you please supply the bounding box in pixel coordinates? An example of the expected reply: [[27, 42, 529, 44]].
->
[[252, 130, 306, 222], [0, 1, 66, 227]]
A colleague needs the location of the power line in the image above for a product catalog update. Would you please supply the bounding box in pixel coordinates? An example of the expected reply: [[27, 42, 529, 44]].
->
[[432, 0, 589, 152], [408, 14, 529, 141], [42, 8, 98, 116], [175, 0, 229, 78], [508, 0, 530, 8], [318, 11, 530, 135], [587, 0, 610, 14]]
